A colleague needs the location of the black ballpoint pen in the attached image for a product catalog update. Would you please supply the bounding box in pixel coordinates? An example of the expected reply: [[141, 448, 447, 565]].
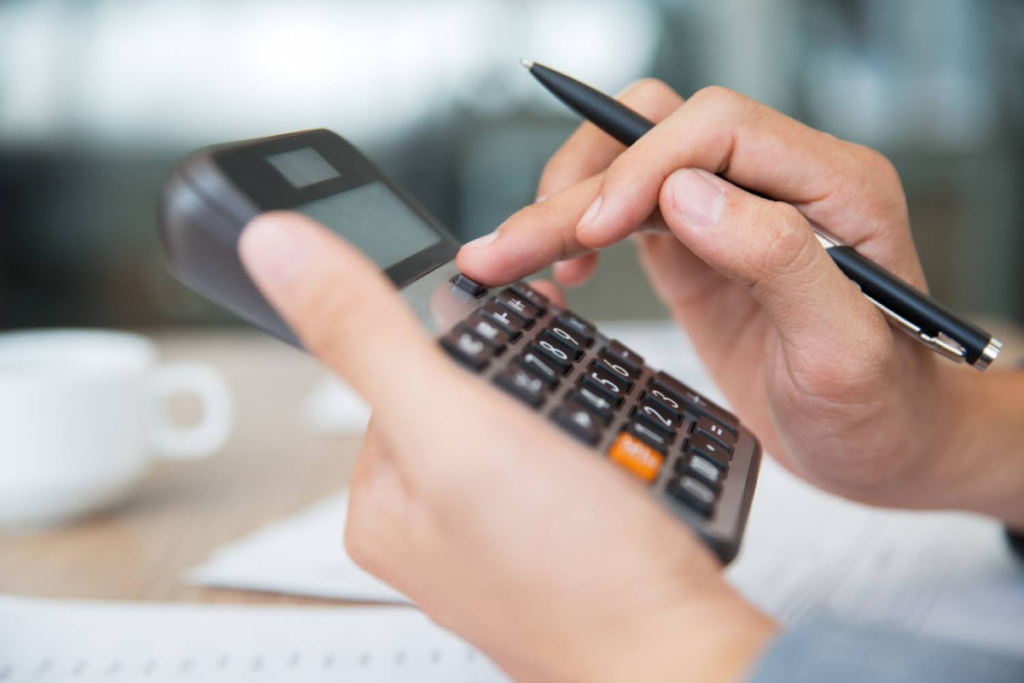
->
[[521, 59, 1002, 370]]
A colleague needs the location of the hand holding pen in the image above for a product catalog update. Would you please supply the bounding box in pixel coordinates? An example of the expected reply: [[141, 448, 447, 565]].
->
[[457, 66, 1024, 526]]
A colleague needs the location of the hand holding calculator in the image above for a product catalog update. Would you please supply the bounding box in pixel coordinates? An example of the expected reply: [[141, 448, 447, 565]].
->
[[159, 129, 761, 563]]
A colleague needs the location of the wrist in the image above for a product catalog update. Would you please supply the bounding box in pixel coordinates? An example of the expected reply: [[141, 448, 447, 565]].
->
[[929, 367, 1024, 527], [576, 588, 778, 683]]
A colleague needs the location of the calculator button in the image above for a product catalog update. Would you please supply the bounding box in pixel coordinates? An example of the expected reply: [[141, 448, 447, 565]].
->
[[645, 386, 685, 419], [625, 420, 672, 454], [607, 433, 664, 484], [494, 366, 548, 408], [557, 311, 596, 347], [517, 349, 562, 388], [676, 454, 726, 490], [451, 273, 487, 298], [464, 312, 514, 349], [581, 364, 629, 402], [693, 416, 736, 452], [578, 375, 623, 408], [667, 476, 716, 517], [497, 289, 541, 322], [604, 340, 644, 375], [634, 396, 681, 434], [552, 404, 603, 445], [510, 282, 549, 313], [652, 372, 738, 433], [530, 341, 572, 374], [538, 332, 581, 363], [685, 435, 730, 469], [481, 300, 529, 335], [566, 388, 614, 424], [542, 326, 584, 359], [596, 349, 641, 385], [440, 328, 492, 371]]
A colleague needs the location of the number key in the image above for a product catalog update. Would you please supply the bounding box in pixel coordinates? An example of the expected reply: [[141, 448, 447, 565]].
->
[[440, 327, 492, 371], [494, 366, 547, 408], [517, 349, 562, 388], [544, 323, 585, 358], [653, 372, 738, 433], [557, 311, 596, 347], [634, 396, 680, 436], [581, 363, 629, 403], [604, 340, 644, 375], [530, 340, 572, 373], [597, 349, 641, 386]]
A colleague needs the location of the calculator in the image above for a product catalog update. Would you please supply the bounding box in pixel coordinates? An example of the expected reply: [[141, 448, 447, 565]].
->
[[159, 129, 761, 564]]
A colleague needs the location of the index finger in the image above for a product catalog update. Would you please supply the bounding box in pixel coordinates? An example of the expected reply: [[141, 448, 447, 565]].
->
[[457, 173, 607, 285]]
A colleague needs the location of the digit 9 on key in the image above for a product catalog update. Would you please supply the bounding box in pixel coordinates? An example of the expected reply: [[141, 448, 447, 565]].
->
[[159, 128, 762, 564]]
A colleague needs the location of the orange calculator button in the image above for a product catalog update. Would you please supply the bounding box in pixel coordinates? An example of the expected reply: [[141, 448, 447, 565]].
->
[[607, 432, 664, 483]]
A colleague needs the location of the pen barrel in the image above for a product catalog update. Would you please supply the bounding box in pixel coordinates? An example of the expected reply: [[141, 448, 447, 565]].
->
[[529, 64, 654, 145], [826, 246, 991, 365]]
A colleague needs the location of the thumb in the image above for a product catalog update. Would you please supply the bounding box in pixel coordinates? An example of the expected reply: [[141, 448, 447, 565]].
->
[[238, 211, 454, 417], [658, 169, 894, 386]]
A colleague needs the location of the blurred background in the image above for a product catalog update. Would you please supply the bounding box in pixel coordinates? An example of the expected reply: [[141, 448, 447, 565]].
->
[[2, 0, 1023, 329]]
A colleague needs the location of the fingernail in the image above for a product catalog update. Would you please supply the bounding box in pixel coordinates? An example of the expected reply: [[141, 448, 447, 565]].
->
[[535, 193, 548, 203], [576, 196, 603, 234], [670, 169, 725, 228], [463, 230, 499, 250], [241, 217, 310, 287]]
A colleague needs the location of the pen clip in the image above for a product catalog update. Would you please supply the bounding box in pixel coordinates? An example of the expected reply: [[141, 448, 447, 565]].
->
[[862, 293, 967, 364]]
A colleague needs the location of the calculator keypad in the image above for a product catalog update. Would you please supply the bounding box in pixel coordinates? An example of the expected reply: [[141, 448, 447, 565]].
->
[[439, 281, 753, 528]]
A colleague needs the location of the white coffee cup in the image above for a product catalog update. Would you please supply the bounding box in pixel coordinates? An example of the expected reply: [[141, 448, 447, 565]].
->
[[0, 329, 233, 529]]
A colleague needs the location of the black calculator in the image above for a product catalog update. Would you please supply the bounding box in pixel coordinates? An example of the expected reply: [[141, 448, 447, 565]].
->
[[159, 129, 761, 564]]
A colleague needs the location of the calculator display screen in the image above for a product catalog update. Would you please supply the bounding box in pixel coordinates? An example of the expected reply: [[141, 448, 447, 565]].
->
[[296, 182, 441, 270]]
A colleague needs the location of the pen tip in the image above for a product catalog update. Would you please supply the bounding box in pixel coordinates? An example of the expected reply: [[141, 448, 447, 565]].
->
[[519, 58, 534, 70]]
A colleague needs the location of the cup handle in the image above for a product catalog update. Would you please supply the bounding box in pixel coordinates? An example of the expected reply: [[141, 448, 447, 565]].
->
[[149, 362, 233, 460]]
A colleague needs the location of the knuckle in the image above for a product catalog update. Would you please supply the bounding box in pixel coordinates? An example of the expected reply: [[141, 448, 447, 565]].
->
[[690, 85, 747, 112], [625, 77, 677, 105], [754, 202, 814, 277]]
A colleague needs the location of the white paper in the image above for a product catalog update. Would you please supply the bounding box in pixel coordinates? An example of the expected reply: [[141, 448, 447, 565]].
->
[[0, 595, 506, 683], [188, 492, 406, 604], [729, 459, 1024, 656]]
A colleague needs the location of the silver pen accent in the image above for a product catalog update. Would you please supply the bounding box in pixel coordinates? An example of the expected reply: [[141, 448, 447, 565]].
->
[[813, 228, 975, 365]]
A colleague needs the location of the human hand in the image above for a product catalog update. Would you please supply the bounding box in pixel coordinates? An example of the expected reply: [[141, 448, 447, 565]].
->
[[238, 213, 776, 683], [456, 80, 1024, 524]]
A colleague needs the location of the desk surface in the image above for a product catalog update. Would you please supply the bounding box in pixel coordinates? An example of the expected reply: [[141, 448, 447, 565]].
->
[[2, 324, 1022, 607], [0, 331, 362, 606]]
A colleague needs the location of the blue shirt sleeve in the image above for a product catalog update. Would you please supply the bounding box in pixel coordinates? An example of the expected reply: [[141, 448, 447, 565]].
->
[[749, 618, 1024, 683]]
